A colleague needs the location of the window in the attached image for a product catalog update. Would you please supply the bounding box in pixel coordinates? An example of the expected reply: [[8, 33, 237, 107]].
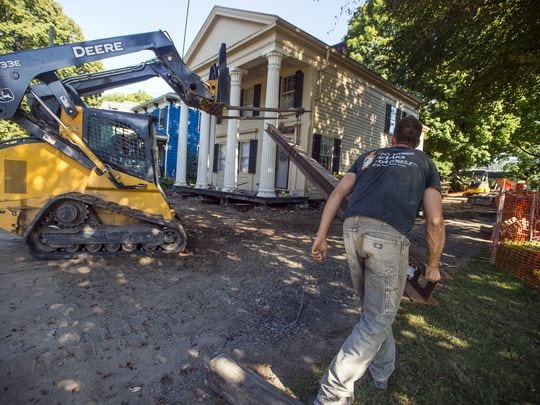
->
[[241, 88, 254, 118], [312, 134, 341, 174], [319, 136, 334, 171], [238, 141, 250, 173], [158, 107, 166, 128], [212, 143, 226, 173], [217, 144, 226, 173], [241, 84, 261, 117], [384, 103, 397, 134], [280, 71, 304, 109], [280, 74, 296, 109], [238, 139, 258, 174]]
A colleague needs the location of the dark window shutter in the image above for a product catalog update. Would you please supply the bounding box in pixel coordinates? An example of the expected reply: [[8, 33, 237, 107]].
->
[[212, 143, 219, 173], [293, 70, 304, 108], [248, 139, 258, 174], [402, 111, 408, 119], [332, 138, 341, 173], [312, 133, 321, 161], [239, 89, 244, 117], [253, 84, 262, 117], [384, 103, 392, 133], [396, 108, 402, 124]]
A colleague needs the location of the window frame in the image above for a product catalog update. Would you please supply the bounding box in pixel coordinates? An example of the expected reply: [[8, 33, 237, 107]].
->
[[280, 74, 296, 109], [312, 134, 341, 174], [318, 136, 334, 171], [241, 87, 254, 118], [238, 141, 251, 173], [217, 143, 226, 173], [158, 107, 167, 129]]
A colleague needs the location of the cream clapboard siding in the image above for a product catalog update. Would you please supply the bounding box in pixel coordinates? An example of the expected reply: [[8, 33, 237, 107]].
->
[[314, 62, 417, 174]]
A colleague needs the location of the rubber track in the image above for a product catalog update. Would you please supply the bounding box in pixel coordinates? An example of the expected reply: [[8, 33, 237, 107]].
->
[[24, 192, 187, 260]]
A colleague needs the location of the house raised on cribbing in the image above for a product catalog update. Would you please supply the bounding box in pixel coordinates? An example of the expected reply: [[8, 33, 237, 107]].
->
[[172, 6, 420, 198]]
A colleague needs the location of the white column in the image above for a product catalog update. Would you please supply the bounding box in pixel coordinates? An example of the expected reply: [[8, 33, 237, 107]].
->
[[257, 51, 284, 197], [174, 100, 189, 186], [222, 68, 246, 192], [195, 111, 211, 189]]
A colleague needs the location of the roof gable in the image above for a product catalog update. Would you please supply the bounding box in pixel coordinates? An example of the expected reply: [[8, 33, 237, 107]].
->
[[184, 6, 277, 68]]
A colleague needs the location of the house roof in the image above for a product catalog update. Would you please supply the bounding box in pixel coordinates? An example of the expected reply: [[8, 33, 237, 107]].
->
[[184, 6, 420, 107], [132, 93, 181, 112]]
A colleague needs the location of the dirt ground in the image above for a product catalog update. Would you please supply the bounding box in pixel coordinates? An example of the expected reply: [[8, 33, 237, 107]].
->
[[0, 194, 495, 404]]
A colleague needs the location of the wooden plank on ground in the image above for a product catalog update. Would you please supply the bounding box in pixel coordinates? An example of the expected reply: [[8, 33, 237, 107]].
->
[[205, 354, 303, 405]]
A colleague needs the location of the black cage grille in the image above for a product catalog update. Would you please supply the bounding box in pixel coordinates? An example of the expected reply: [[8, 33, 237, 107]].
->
[[84, 114, 150, 179]]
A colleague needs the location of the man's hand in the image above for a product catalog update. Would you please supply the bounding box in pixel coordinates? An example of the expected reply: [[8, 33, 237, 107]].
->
[[311, 172, 356, 263], [423, 264, 441, 282], [311, 235, 327, 262]]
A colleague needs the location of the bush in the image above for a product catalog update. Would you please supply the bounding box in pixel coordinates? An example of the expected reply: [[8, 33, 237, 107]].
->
[[159, 176, 175, 189]]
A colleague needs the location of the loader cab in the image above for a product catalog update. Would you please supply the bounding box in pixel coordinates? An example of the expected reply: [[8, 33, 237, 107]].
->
[[83, 108, 159, 184]]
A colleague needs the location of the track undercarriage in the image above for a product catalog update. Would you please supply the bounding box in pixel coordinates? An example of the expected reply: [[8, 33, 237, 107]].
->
[[25, 193, 187, 259]]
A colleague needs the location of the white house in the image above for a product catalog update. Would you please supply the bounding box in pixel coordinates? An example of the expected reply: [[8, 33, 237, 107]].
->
[[176, 6, 420, 198]]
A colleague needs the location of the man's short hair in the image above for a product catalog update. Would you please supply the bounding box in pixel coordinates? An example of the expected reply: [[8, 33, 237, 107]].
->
[[394, 116, 423, 148]]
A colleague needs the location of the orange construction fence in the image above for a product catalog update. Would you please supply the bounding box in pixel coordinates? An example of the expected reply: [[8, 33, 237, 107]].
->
[[490, 189, 540, 288]]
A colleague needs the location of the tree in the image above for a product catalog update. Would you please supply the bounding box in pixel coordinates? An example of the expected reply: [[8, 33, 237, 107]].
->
[[344, 0, 539, 183], [503, 146, 540, 190], [102, 91, 153, 104], [346, 0, 393, 79], [0, 0, 102, 140]]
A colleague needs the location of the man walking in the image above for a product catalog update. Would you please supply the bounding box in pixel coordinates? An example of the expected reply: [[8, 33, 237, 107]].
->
[[311, 116, 445, 404]]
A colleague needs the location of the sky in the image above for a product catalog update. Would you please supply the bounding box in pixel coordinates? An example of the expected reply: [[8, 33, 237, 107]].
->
[[56, 0, 352, 97]]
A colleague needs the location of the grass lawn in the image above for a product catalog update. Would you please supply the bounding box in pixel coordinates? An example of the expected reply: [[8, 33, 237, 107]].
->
[[296, 252, 540, 404]]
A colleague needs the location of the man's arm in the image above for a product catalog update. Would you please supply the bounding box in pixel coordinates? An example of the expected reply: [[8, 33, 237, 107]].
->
[[311, 172, 356, 262], [422, 187, 445, 281]]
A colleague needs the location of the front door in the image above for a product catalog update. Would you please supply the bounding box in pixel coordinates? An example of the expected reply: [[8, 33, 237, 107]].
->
[[275, 145, 289, 190]]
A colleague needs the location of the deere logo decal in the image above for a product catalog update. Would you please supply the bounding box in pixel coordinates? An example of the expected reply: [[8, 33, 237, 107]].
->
[[72, 41, 124, 58], [0, 88, 15, 103]]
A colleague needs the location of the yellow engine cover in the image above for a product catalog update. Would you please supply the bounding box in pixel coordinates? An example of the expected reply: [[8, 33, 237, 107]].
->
[[0, 140, 174, 235]]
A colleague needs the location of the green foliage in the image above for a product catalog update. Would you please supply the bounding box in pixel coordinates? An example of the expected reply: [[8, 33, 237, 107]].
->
[[422, 99, 519, 174], [159, 176, 175, 189], [388, 0, 538, 114], [103, 91, 153, 104], [344, 0, 539, 183], [0, 0, 102, 140], [503, 145, 540, 189], [346, 0, 392, 79], [0, 120, 26, 140]]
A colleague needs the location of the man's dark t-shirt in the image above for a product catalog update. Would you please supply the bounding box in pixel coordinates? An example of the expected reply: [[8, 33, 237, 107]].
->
[[344, 146, 441, 236]]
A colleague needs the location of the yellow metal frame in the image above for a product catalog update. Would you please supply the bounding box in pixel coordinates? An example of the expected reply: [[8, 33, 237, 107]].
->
[[0, 108, 174, 235]]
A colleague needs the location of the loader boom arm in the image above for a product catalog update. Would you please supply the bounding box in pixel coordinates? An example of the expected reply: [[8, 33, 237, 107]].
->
[[0, 31, 218, 120]]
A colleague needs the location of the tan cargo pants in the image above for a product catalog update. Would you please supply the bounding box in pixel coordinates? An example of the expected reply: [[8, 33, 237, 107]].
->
[[315, 216, 410, 405]]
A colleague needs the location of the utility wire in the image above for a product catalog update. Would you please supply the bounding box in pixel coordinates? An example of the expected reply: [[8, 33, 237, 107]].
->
[[181, 0, 190, 57]]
